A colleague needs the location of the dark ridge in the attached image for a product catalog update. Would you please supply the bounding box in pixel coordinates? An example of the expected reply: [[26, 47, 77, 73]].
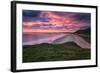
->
[[75, 28, 91, 34]]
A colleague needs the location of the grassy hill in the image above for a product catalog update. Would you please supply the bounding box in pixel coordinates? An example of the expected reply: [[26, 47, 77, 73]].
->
[[75, 28, 91, 34], [23, 42, 90, 63], [23, 28, 91, 63], [75, 28, 91, 43]]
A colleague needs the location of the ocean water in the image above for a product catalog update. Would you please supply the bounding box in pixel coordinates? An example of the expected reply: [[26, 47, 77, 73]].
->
[[23, 33, 64, 42], [23, 33, 67, 44]]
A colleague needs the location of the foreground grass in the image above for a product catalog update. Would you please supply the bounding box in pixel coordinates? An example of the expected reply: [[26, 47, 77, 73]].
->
[[23, 42, 90, 63]]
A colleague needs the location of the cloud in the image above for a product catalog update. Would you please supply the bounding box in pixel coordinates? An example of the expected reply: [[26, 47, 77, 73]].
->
[[22, 10, 91, 33]]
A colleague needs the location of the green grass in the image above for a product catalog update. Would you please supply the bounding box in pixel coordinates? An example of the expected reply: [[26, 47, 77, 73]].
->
[[23, 42, 91, 63]]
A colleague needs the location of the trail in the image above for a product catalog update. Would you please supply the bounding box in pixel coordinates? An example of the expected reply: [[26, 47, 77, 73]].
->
[[52, 34, 90, 49]]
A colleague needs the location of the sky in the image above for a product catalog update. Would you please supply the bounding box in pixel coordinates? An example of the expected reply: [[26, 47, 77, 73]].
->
[[22, 10, 91, 33]]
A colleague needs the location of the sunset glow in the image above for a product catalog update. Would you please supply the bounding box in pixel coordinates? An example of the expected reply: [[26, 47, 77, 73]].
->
[[23, 29, 76, 33], [23, 10, 91, 33]]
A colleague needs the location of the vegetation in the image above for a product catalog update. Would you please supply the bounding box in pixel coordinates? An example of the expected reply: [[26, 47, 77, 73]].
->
[[75, 28, 91, 43], [23, 42, 90, 63], [23, 28, 91, 63]]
